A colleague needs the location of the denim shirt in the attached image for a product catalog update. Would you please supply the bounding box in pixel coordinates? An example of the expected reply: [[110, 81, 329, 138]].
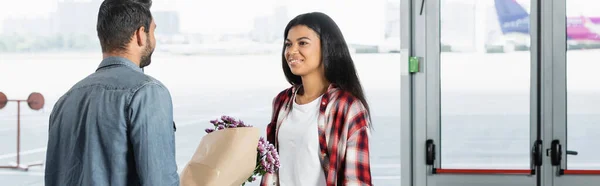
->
[[45, 57, 179, 186]]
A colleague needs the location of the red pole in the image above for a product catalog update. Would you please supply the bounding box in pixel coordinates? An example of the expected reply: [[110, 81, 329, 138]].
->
[[17, 100, 20, 165]]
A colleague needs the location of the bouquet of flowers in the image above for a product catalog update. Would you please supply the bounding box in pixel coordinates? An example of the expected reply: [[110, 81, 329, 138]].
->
[[179, 115, 280, 186], [205, 116, 280, 185]]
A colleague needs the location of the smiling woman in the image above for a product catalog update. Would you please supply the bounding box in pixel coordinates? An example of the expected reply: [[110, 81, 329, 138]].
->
[[260, 12, 374, 186], [283, 25, 323, 85]]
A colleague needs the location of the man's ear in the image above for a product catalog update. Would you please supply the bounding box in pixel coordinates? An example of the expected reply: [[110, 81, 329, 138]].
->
[[135, 26, 147, 47]]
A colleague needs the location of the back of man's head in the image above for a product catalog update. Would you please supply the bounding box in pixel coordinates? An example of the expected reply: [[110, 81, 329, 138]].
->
[[97, 0, 153, 53]]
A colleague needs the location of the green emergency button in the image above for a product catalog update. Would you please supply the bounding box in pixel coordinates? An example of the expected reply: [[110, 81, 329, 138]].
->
[[409, 56, 419, 73]]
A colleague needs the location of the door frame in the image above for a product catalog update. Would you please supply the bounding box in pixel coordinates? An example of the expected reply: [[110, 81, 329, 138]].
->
[[400, 0, 414, 185], [543, 0, 600, 184], [402, 0, 542, 185], [402, 0, 600, 185]]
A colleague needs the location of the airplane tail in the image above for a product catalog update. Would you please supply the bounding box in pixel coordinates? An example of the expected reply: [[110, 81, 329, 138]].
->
[[582, 16, 600, 36], [494, 0, 529, 34]]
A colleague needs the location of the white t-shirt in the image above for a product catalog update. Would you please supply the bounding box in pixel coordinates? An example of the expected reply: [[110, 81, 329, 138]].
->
[[277, 94, 327, 186]]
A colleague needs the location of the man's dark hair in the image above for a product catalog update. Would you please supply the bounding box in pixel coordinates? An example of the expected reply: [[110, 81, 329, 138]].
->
[[97, 0, 153, 53]]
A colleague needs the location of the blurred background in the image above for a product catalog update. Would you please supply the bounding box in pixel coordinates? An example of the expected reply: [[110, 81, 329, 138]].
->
[[1, 0, 599, 185], [0, 0, 401, 185]]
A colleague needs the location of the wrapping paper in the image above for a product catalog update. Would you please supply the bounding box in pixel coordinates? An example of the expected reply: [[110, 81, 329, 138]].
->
[[180, 127, 259, 186]]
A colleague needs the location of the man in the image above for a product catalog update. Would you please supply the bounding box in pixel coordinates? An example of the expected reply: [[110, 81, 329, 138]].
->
[[44, 0, 179, 185]]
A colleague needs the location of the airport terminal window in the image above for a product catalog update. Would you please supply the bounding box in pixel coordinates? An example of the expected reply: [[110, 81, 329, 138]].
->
[[439, 0, 531, 169], [0, 0, 400, 185], [565, 0, 600, 170]]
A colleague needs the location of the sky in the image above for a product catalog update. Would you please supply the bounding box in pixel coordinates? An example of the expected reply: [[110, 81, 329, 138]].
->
[[1, 0, 597, 44], [1, 0, 599, 23], [0, 0, 392, 44]]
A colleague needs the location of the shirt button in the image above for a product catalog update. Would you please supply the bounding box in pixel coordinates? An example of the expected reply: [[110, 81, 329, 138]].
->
[[321, 101, 326, 105]]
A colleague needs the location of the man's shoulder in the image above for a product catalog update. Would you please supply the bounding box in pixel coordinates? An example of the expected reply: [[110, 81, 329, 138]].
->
[[128, 74, 172, 103], [113, 67, 166, 90], [132, 79, 170, 97], [94, 66, 167, 91], [59, 67, 169, 103], [136, 74, 167, 91]]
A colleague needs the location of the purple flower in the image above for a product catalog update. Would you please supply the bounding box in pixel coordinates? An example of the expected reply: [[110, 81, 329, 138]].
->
[[209, 115, 253, 130], [205, 128, 215, 133], [258, 148, 280, 173], [266, 152, 274, 163], [266, 164, 275, 173], [261, 159, 269, 169], [254, 137, 280, 175], [267, 144, 275, 151], [237, 120, 246, 127], [221, 115, 236, 124], [257, 144, 266, 155], [258, 137, 266, 147], [258, 137, 265, 144]]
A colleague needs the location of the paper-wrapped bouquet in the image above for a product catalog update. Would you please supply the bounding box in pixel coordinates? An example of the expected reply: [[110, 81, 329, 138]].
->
[[179, 116, 280, 186]]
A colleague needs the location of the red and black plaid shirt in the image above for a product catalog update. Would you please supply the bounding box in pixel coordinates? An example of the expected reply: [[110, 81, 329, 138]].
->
[[260, 84, 372, 186]]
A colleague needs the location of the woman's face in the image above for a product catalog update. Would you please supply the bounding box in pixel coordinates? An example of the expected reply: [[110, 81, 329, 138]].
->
[[284, 25, 322, 77]]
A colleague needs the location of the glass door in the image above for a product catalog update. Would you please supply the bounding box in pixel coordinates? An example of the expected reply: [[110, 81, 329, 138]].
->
[[407, 0, 540, 185], [545, 0, 600, 185], [428, 0, 538, 185], [401, 0, 600, 186]]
